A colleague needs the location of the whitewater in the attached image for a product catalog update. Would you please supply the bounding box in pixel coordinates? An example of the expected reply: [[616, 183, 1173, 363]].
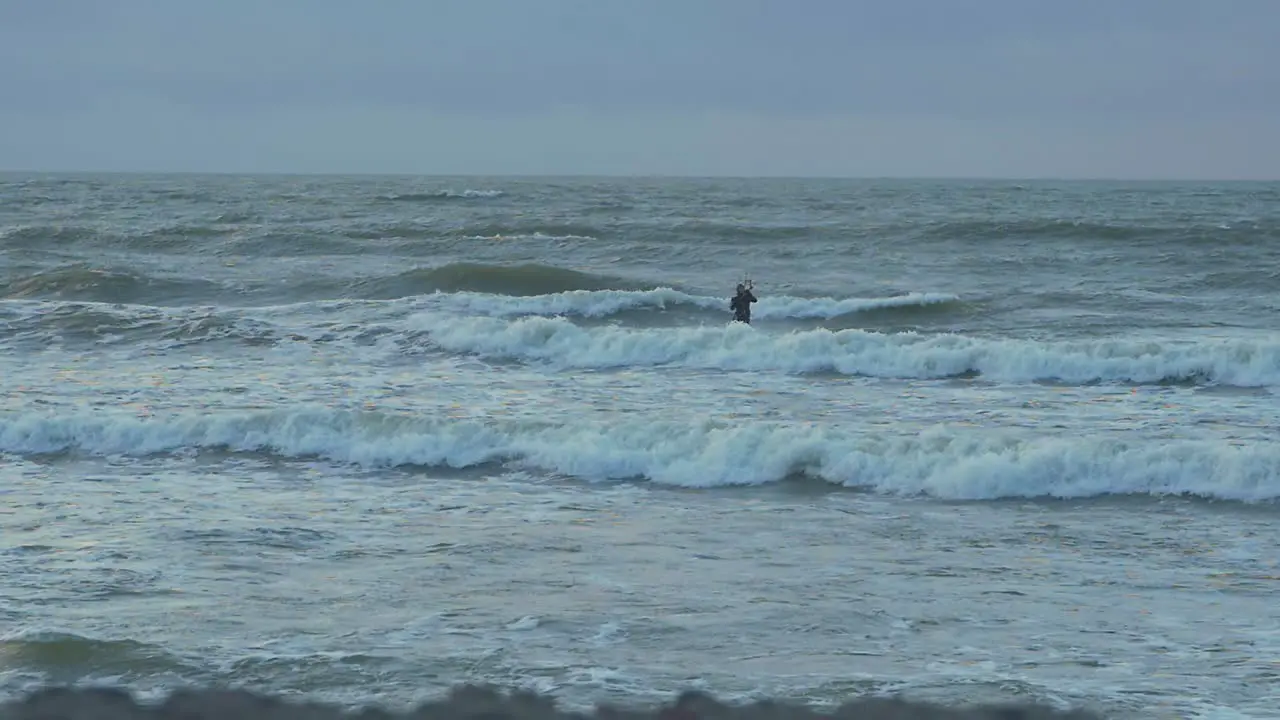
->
[[3, 173, 1280, 719]]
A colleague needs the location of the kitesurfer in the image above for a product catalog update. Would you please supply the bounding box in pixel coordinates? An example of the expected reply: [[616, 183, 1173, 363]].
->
[[730, 281, 757, 324]]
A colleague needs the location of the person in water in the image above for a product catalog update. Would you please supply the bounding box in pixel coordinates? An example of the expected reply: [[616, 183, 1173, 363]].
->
[[730, 281, 757, 324]]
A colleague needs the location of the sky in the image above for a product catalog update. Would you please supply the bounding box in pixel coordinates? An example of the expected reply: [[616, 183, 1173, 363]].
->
[[1, 0, 1277, 179]]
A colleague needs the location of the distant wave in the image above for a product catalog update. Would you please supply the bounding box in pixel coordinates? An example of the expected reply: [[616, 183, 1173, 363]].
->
[[0, 262, 646, 305], [3, 408, 1277, 502], [921, 218, 1150, 242], [0, 300, 281, 349], [374, 189, 504, 202], [445, 222, 604, 241], [0, 223, 233, 253], [1, 224, 106, 249], [406, 312, 1280, 387], [915, 217, 1278, 245]]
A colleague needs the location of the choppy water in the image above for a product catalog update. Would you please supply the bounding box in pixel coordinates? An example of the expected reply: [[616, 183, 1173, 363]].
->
[[2, 173, 1279, 719]]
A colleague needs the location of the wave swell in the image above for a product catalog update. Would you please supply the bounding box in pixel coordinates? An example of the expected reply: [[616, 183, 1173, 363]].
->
[[348, 262, 654, 299], [0, 630, 191, 681], [0, 263, 651, 305], [1, 258, 960, 320], [2, 266, 224, 305]]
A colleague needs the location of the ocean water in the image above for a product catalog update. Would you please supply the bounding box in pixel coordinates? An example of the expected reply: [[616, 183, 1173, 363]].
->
[[2, 173, 1279, 719]]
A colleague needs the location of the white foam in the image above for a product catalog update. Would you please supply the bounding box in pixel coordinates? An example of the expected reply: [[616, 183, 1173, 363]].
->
[[406, 312, 1280, 386], [3, 409, 1278, 502], [750, 291, 960, 319]]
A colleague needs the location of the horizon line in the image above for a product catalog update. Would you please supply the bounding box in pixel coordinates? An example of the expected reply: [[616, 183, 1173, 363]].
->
[[1, 168, 1277, 183]]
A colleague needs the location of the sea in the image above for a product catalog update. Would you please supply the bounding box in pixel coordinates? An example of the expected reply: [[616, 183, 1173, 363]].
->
[[1, 173, 1278, 719]]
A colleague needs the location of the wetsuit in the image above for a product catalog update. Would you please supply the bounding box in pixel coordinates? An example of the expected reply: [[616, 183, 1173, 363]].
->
[[730, 287, 757, 324]]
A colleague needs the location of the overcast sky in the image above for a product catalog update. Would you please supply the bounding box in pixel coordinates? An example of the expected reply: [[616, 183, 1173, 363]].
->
[[2, 0, 1277, 179]]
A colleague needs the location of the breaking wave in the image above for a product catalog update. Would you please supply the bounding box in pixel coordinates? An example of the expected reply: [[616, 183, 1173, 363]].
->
[[407, 312, 1280, 387], [4, 292, 1277, 387], [3, 409, 1277, 502]]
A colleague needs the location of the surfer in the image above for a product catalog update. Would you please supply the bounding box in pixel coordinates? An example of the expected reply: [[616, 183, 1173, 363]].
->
[[730, 281, 757, 324]]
